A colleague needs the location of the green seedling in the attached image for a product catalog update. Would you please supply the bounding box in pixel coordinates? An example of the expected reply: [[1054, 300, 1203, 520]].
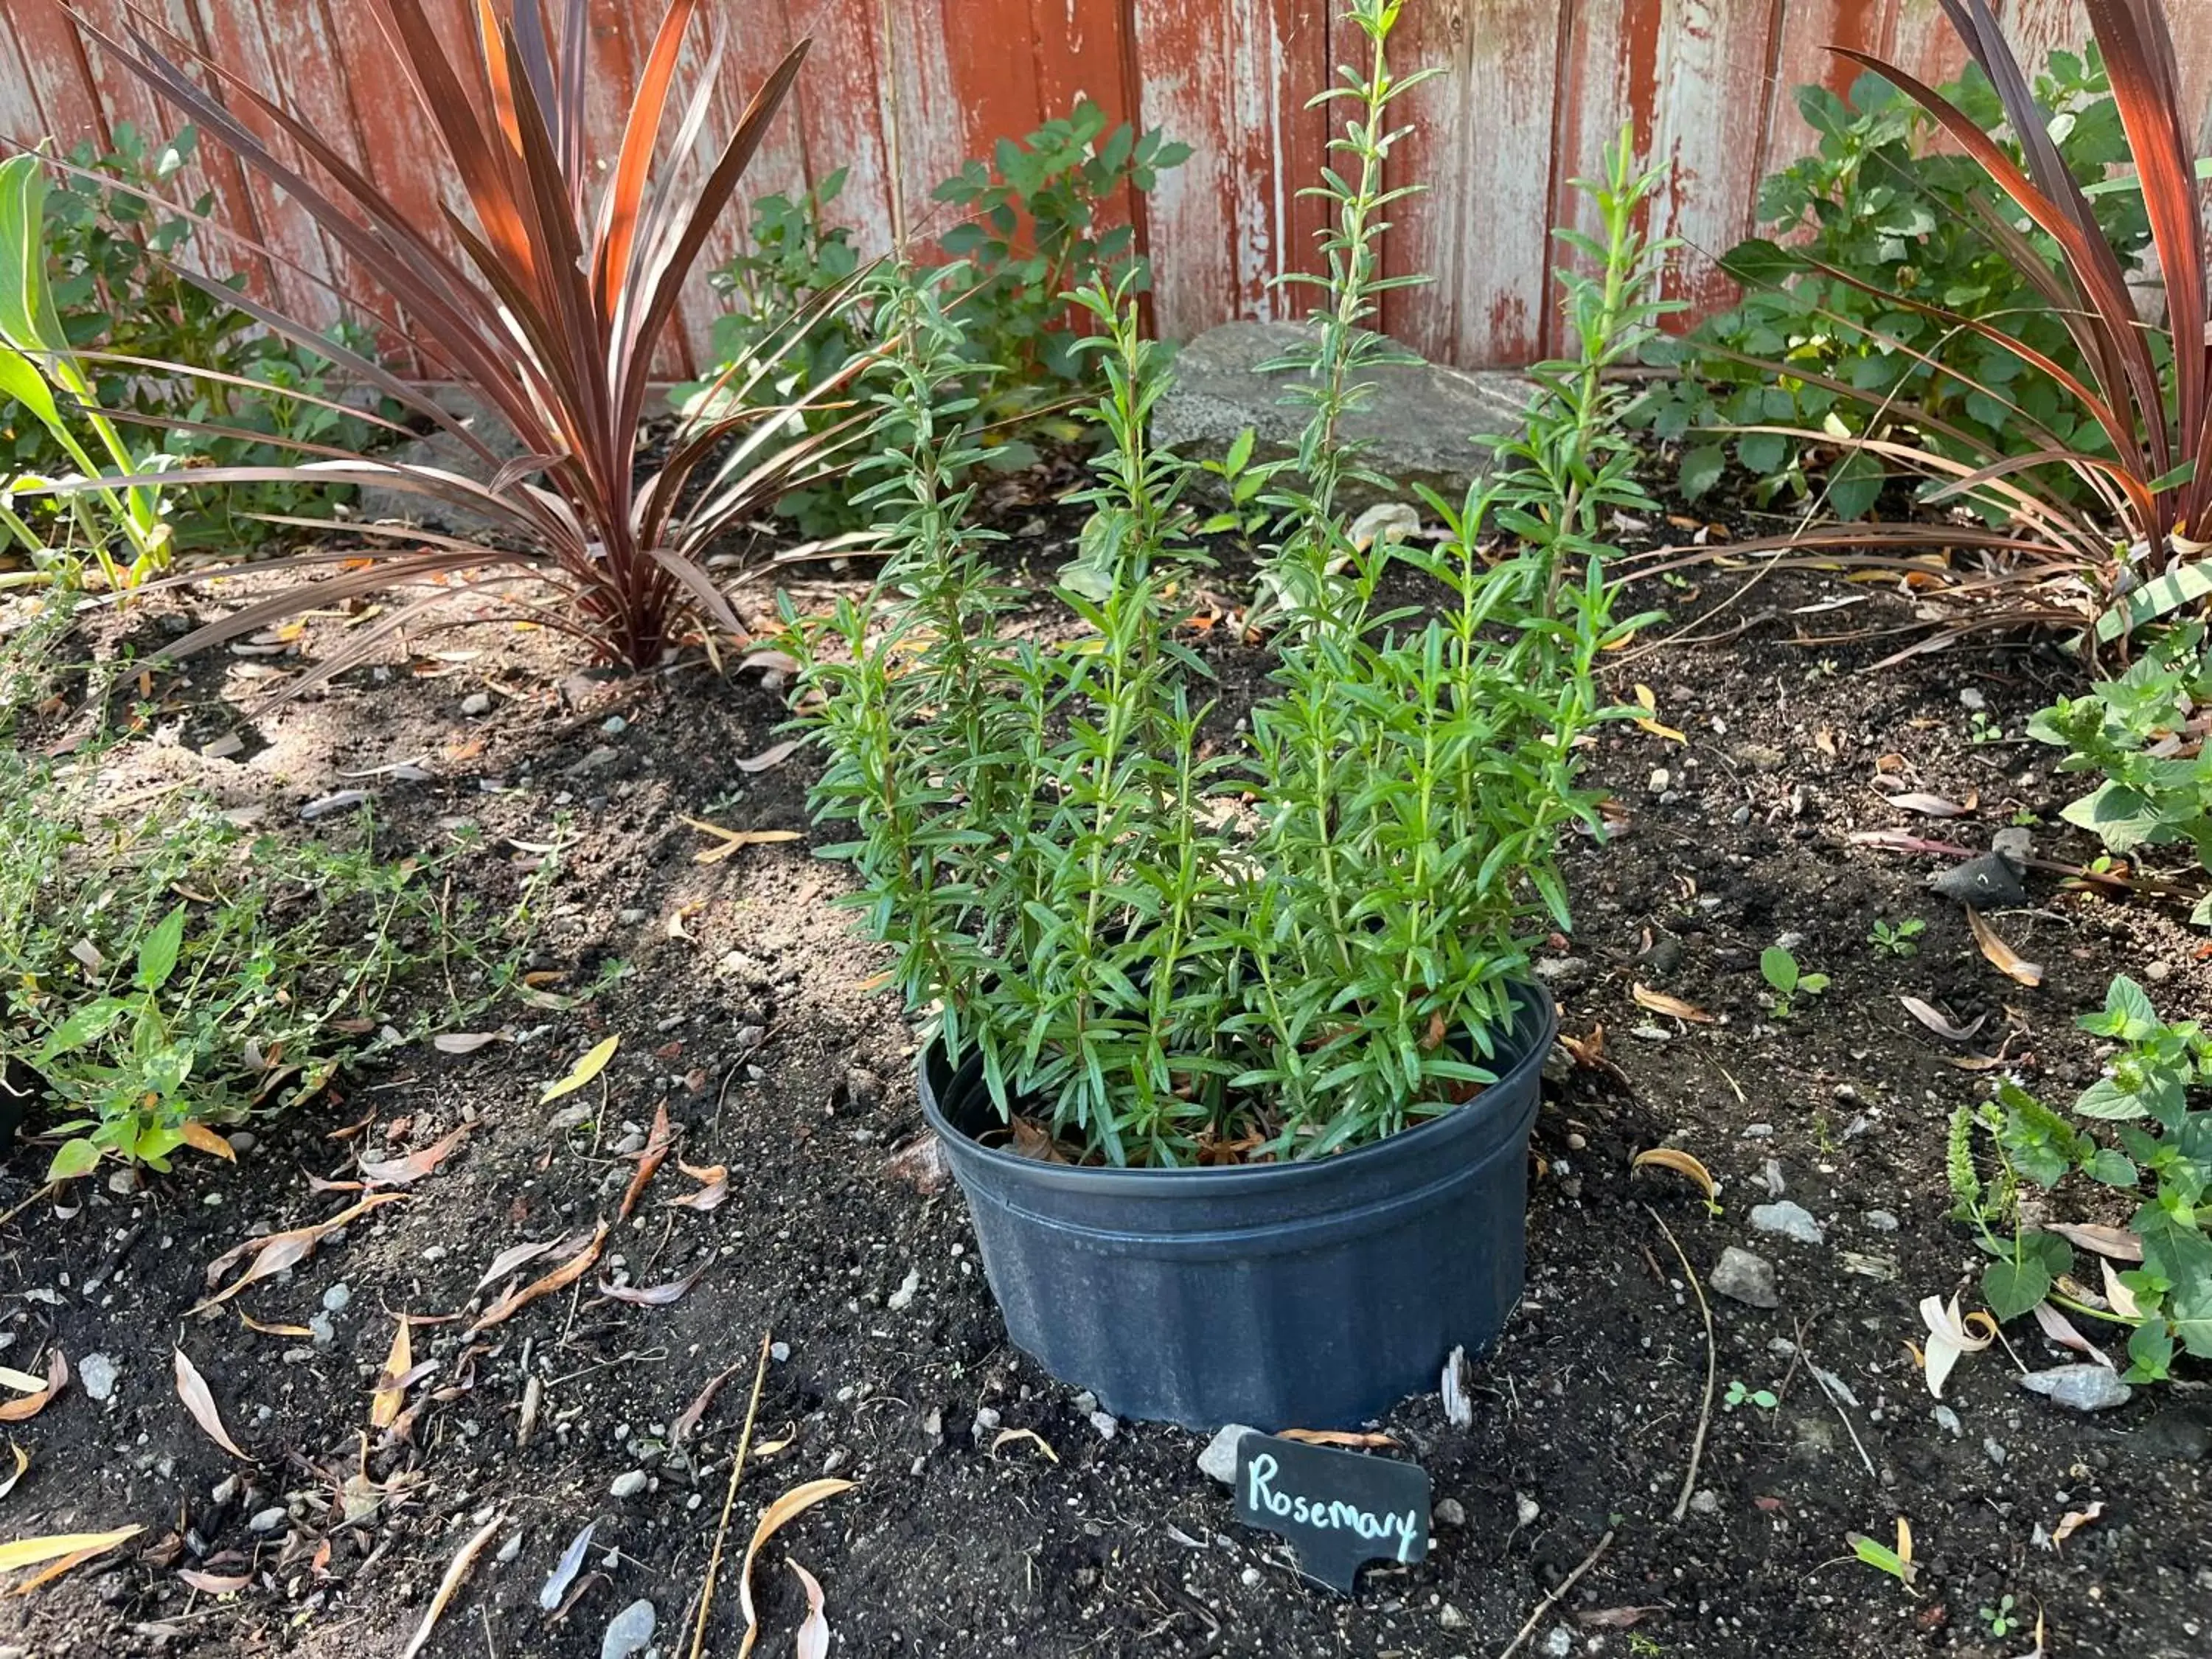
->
[[1980, 1595, 2020, 1638], [1968, 709, 2005, 744], [1868, 917, 1924, 958], [1846, 1518, 1917, 1595], [1722, 1380, 1778, 1411], [1761, 945, 1829, 1020]]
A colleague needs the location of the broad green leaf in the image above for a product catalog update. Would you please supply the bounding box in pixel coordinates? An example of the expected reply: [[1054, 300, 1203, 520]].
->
[[1983, 1256, 2051, 1321], [538, 1034, 619, 1105], [134, 906, 187, 992], [45, 1138, 100, 1183]]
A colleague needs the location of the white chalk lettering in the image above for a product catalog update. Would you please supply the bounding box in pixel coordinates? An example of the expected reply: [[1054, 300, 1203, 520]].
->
[[1246, 1452, 1423, 1562]]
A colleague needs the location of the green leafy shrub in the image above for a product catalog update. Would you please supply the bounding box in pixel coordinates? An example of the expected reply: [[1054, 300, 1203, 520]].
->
[[1641, 49, 2152, 518], [2028, 626, 2210, 922], [1957, 977, 2211, 1379], [788, 8, 1651, 1166], [684, 102, 1188, 538], [5, 125, 389, 564]]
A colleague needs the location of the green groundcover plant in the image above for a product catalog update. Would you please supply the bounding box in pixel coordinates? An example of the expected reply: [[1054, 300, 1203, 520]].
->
[[1952, 975, 2211, 1378], [0, 619, 544, 1179], [2028, 624, 2211, 923], [1641, 47, 2150, 521], [787, 1, 1662, 1168]]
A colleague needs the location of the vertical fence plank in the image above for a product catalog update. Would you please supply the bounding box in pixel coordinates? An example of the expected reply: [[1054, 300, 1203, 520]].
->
[[1762, 0, 1889, 173], [7, 0, 103, 148], [785, 0, 894, 255], [1133, 0, 1328, 340], [1997, 0, 2089, 79], [1387, 0, 1568, 366]]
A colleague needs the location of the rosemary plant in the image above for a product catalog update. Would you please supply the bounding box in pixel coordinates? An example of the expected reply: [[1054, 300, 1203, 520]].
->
[[790, 3, 1660, 1167]]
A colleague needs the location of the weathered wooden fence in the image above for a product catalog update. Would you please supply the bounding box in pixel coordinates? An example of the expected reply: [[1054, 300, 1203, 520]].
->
[[4, 1, 2210, 371]]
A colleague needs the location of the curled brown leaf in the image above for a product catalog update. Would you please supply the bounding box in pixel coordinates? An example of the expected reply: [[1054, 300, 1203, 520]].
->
[[465, 1222, 608, 1339]]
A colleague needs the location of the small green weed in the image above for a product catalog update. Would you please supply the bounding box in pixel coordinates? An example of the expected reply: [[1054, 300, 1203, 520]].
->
[[1868, 917, 1924, 958], [1980, 1595, 2020, 1638], [1761, 944, 1829, 1019], [1723, 1380, 1778, 1411]]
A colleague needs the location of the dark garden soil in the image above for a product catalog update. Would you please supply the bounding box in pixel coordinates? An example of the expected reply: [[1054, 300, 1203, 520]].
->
[[0, 510, 2208, 1659]]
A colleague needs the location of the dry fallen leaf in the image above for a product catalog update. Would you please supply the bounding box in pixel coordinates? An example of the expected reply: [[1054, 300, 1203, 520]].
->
[[790, 1558, 830, 1659], [1632, 1147, 1719, 1206], [1632, 984, 1716, 1023], [473, 1235, 578, 1294], [178, 1123, 235, 1162], [1966, 908, 2045, 987], [432, 1032, 504, 1055], [620, 1102, 674, 1220], [2047, 1222, 2143, 1262], [665, 1161, 729, 1211], [238, 1312, 315, 1339], [1918, 1293, 1995, 1399], [2051, 1500, 2104, 1549], [1899, 996, 1987, 1043], [1278, 1429, 1399, 1449], [539, 1035, 619, 1105], [178, 1568, 251, 1594], [989, 1427, 1059, 1464], [359, 1124, 471, 1188], [681, 815, 804, 865], [673, 1359, 748, 1444], [198, 1194, 407, 1312], [2030, 1301, 2114, 1369], [173, 1350, 248, 1460], [1886, 790, 1972, 817], [736, 740, 801, 773], [0, 1444, 27, 1501], [597, 1267, 703, 1307], [0, 1524, 142, 1576], [370, 1318, 411, 1432], [539, 1521, 595, 1611], [2101, 1258, 2143, 1319], [397, 1509, 504, 1659], [465, 1222, 608, 1339], [734, 1482, 854, 1659], [0, 1368, 45, 1398], [0, 1351, 67, 1424]]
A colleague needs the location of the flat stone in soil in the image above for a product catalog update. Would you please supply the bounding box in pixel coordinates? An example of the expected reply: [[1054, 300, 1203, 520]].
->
[[1748, 1200, 1825, 1247], [1708, 1246, 1781, 1309], [1153, 322, 1531, 505], [2021, 1365, 2133, 1413]]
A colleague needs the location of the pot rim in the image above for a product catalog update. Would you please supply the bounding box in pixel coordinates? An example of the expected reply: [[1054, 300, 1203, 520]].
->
[[917, 979, 1555, 1192]]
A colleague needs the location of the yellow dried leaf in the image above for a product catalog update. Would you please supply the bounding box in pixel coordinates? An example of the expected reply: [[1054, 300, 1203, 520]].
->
[[0, 1351, 66, 1424], [178, 1123, 235, 1162], [1631, 984, 1715, 1023], [1966, 908, 2044, 987], [1278, 1429, 1399, 1449], [371, 1318, 411, 1431], [679, 816, 803, 865], [735, 1481, 854, 1659], [397, 1510, 504, 1659], [1632, 1147, 1718, 1204], [538, 1036, 618, 1105], [989, 1427, 1060, 1464], [0, 1524, 141, 1575]]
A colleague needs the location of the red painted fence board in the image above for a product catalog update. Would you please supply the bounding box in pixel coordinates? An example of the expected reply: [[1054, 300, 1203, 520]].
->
[[0, 0, 2204, 368]]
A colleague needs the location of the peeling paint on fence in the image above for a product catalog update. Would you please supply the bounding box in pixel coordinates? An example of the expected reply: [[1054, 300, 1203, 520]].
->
[[0, 0, 2197, 367]]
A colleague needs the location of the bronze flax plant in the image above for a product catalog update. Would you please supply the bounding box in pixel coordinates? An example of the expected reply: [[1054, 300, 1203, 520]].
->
[[29, 0, 865, 688]]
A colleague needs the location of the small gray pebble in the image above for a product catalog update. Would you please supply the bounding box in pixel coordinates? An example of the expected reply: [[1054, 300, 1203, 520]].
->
[[460, 692, 491, 717], [247, 1506, 288, 1535], [79, 1354, 119, 1402], [1197, 1424, 1255, 1486], [1933, 1405, 1962, 1437], [1709, 1247, 1780, 1310], [1088, 1411, 1119, 1441], [599, 1599, 655, 1659], [1433, 1497, 1467, 1528], [770, 1341, 790, 1363], [609, 1470, 650, 1499], [225, 1131, 258, 1156], [321, 1283, 352, 1314], [2021, 1365, 2133, 1413], [1863, 1210, 1900, 1233], [1749, 1200, 1825, 1248]]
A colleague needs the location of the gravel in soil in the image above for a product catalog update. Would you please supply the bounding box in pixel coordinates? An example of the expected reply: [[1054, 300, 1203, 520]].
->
[[0, 541, 2208, 1659]]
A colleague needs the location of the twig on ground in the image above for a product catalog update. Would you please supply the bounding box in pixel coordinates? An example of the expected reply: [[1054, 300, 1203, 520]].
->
[[1646, 1204, 1715, 1524], [1495, 1528, 1616, 1659], [689, 1329, 773, 1659]]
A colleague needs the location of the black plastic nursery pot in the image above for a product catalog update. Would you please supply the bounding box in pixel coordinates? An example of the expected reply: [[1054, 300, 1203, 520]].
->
[[916, 983, 1556, 1430]]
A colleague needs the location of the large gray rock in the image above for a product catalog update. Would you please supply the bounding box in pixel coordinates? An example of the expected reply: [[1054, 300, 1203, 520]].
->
[[1157, 321, 1532, 504], [355, 385, 528, 529]]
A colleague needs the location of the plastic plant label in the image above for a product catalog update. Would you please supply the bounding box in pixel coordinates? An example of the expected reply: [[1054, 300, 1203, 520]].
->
[[1231, 1432, 1431, 1593]]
